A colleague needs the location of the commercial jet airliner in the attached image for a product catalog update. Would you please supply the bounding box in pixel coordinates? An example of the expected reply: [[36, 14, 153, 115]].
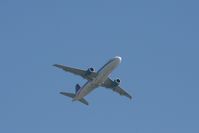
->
[[53, 56, 132, 105]]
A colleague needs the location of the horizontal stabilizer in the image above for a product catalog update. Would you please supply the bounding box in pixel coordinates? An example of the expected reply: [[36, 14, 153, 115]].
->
[[79, 98, 89, 105], [60, 92, 89, 106], [60, 92, 75, 98]]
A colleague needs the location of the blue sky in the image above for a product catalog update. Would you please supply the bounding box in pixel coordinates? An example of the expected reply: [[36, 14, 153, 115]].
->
[[0, 0, 199, 133]]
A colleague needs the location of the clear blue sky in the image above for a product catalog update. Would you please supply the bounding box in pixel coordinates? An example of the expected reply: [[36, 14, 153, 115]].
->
[[0, 0, 199, 133]]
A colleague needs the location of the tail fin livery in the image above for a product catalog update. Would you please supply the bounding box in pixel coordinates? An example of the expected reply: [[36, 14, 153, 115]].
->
[[75, 84, 81, 94]]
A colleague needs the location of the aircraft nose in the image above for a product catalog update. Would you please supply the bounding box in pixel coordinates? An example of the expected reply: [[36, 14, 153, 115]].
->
[[115, 56, 122, 63]]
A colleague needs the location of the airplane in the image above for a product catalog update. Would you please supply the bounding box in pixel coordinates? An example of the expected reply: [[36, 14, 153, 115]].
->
[[53, 56, 132, 105]]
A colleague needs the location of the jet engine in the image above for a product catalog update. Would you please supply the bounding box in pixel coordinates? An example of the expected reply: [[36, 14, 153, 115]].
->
[[113, 79, 121, 86], [85, 67, 95, 75]]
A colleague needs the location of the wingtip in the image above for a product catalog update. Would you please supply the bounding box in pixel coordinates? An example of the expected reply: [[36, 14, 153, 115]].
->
[[127, 95, 133, 100], [129, 96, 133, 100], [60, 92, 64, 95], [53, 64, 62, 68], [53, 64, 58, 67]]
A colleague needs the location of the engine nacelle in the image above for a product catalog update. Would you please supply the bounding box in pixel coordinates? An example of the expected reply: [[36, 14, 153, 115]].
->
[[113, 79, 121, 86], [85, 67, 95, 75]]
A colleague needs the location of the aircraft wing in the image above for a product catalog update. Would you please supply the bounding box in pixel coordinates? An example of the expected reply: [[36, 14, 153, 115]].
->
[[53, 64, 97, 81], [102, 78, 132, 99]]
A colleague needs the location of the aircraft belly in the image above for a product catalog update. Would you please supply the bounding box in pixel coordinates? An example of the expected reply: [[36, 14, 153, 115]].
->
[[76, 58, 120, 100], [78, 82, 97, 99], [97, 61, 118, 82]]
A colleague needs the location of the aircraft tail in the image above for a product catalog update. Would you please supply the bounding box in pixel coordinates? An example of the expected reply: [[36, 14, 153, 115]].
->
[[60, 92, 89, 105]]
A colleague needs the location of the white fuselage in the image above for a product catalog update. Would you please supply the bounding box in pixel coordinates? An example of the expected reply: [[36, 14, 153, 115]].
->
[[74, 56, 122, 100]]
